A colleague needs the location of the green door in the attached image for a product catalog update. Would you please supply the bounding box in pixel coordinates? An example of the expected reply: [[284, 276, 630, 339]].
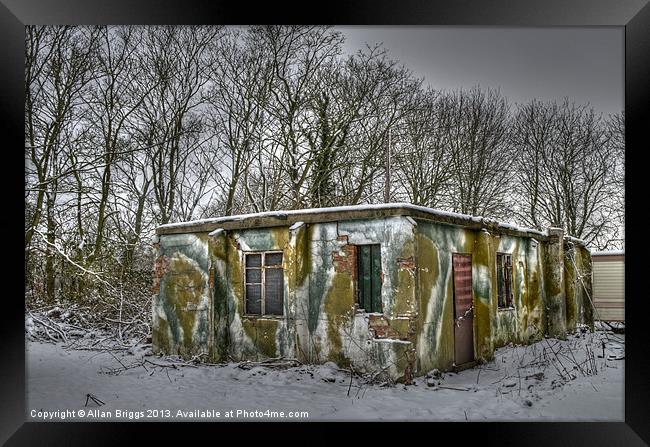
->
[[358, 244, 382, 313]]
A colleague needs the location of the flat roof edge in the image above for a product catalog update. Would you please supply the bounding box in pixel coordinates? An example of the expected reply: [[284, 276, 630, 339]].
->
[[155, 203, 574, 242]]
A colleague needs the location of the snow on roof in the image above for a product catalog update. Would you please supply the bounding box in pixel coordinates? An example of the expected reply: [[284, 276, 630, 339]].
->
[[591, 250, 625, 256], [289, 221, 305, 231], [160, 203, 461, 229], [564, 235, 589, 247], [156, 202, 585, 244], [208, 228, 225, 238]]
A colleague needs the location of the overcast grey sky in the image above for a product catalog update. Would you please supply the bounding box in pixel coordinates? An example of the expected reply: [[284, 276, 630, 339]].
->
[[338, 27, 624, 117]]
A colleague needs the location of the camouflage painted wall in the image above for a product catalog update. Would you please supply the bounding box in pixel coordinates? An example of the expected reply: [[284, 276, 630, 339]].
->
[[153, 216, 593, 381], [414, 222, 568, 375], [298, 217, 418, 381], [152, 233, 211, 358], [491, 234, 545, 348], [414, 220, 475, 374]]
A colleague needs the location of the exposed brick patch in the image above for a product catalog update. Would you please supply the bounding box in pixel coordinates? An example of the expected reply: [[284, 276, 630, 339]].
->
[[332, 243, 357, 279], [153, 255, 170, 294], [368, 314, 418, 341], [368, 314, 401, 339], [367, 313, 417, 384]]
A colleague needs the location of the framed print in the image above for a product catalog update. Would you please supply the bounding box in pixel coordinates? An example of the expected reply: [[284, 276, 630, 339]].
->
[[3, 0, 649, 444]]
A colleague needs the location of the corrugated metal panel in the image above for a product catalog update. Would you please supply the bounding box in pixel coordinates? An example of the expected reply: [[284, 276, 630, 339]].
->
[[592, 258, 624, 321], [597, 308, 624, 321], [593, 265, 625, 272]]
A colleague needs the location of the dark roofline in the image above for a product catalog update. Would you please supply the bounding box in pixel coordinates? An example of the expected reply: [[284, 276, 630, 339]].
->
[[156, 202, 587, 247]]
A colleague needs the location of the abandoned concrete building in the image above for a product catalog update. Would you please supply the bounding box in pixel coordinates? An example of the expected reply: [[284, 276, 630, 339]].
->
[[152, 203, 593, 382]]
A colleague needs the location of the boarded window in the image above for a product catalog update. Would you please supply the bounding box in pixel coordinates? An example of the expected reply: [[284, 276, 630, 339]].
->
[[245, 252, 284, 316], [497, 253, 513, 308], [357, 244, 382, 313]]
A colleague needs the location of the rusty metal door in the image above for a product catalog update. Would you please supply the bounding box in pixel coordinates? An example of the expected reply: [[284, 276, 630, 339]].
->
[[452, 254, 474, 366]]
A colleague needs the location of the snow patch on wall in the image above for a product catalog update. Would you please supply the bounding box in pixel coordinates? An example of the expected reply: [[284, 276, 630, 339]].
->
[[289, 221, 305, 231], [208, 228, 224, 238]]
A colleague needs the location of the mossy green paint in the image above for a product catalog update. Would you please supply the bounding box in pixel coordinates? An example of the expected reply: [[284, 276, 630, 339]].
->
[[323, 272, 354, 366], [241, 318, 279, 359]]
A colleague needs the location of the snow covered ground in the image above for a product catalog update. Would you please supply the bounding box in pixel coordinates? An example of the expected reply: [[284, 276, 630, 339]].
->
[[26, 329, 624, 422]]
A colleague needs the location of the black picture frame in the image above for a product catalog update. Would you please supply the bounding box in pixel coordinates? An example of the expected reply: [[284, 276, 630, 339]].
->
[[3, 0, 648, 444]]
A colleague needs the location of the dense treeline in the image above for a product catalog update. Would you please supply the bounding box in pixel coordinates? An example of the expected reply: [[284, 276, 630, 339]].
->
[[25, 26, 623, 325]]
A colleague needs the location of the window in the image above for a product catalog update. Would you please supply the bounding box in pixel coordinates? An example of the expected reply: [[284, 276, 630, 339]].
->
[[245, 252, 284, 316], [357, 244, 382, 313], [496, 253, 513, 308]]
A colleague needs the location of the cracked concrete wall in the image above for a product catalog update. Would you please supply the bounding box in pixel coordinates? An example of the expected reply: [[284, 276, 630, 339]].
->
[[564, 241, 594, 332]]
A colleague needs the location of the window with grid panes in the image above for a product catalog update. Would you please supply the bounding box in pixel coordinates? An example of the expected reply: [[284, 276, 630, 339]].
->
[[245, 252, 284, 316]]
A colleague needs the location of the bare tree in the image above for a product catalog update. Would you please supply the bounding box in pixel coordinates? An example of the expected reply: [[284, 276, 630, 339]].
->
[[393, 88, 452, 207], [111, 140, 155, 270], [80, 26, 155, 267], [509, 99, 559, 229], [335, 45, 421, 205], [442, 87, 512, 218], [254, 26, 345, 209], [25, 26, 99, 300], [511, 99, 618, 245], [140, 26, 222, 224], [592, 111, 624, 249], [206, 28, 272, 215]]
